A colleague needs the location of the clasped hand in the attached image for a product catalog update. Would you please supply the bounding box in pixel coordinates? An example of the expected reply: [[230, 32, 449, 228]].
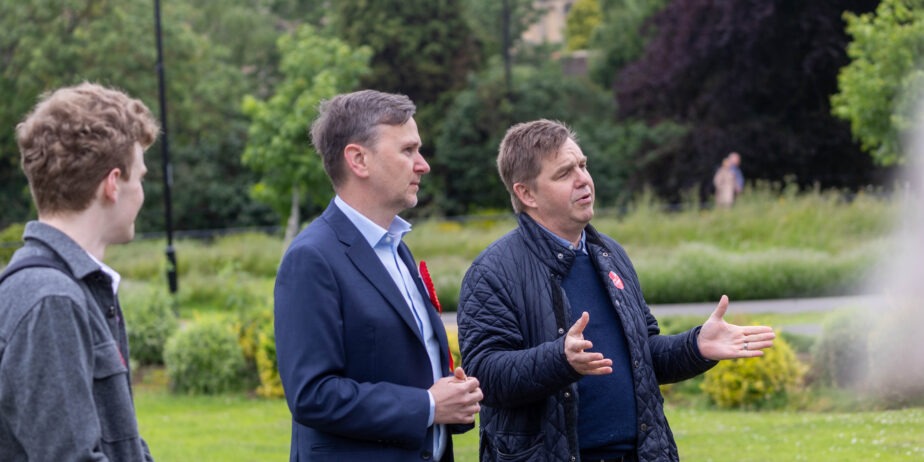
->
[[430, 367, 483, 424]]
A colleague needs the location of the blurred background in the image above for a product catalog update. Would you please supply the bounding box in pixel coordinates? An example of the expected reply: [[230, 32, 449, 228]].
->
[[0, 0, 911, 236]]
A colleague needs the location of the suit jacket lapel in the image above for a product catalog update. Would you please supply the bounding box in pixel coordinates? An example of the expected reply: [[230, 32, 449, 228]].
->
[[323, 203, 425, 343], [398, 243, 452, 377]]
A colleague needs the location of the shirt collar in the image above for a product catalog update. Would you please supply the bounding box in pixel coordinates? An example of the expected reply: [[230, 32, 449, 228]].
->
[[535, 221, 587, 254], [85, 251, 121, 295], [334, 195, 412, 250]]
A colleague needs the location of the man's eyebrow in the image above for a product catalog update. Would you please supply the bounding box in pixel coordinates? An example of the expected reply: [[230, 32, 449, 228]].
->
[[553, 158, 577, 176]]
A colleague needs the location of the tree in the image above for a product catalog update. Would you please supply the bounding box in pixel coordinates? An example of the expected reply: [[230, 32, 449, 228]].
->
[[434, 60, 683, 214], [831, 0, 924, 166], [615, 0, 884, 201], [463, 0, 545, 62], [565, 0, 603, 51], [588, 0, 669, 88], [0, 0, 286, 231], [242, 25, 371, 242], [331, 0, 479, 107]]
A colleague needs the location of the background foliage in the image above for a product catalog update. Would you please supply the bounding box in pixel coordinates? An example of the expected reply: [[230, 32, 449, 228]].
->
[[615, 0, 888, 202], [832, 0, 924, 166], [0, 0, 910, 232]]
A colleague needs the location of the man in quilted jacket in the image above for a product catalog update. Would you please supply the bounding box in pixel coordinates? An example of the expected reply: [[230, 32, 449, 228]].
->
[[457, 119, 775, 462]]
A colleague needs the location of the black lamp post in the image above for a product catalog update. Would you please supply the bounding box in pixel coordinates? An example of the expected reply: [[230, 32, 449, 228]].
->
[[153, 0, 177, 294]]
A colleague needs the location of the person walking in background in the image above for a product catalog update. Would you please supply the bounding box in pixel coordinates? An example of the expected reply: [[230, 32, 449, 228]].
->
[[274, 90, 482, 462], [728, 151, 744, 195], [713, 155, 737, 207], [457, 119, 775, 462], [0, 83, 159, 461]]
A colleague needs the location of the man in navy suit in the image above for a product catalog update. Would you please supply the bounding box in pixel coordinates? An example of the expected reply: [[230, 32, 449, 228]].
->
[[274, 90, 482, 462]]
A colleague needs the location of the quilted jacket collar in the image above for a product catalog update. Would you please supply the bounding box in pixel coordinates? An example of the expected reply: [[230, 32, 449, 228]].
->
[[516, 213, 613, 277]]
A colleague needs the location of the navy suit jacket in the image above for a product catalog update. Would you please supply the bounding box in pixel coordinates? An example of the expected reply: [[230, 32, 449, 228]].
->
[[275, 201, 462, 461]]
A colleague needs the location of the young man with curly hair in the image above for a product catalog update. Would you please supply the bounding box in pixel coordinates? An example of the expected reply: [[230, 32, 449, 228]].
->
[[0, 82, 159, 461]]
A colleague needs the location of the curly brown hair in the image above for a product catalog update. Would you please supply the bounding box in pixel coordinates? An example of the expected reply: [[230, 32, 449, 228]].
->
[[16, 82, 159, 214]]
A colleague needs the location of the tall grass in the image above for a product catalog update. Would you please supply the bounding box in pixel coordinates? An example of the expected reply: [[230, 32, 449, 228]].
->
[[90, 184, 900, 312]]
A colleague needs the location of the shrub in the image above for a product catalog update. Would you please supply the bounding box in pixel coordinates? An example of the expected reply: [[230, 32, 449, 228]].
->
[[233, 306, 282, 398], [122, 285, 179, 365], [254, 326, 283, 398], [237, 307, 273, 364], [701, 334, 806, 409], [0, 222, 25, 264], [164, 320, 252, 394], [810, 309, 871, 388]]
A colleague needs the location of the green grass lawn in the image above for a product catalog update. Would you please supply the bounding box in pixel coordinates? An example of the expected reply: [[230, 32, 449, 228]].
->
[[668, 406, 924, 461], [135, 389, 291, 461], [135, 384, 923, 462]]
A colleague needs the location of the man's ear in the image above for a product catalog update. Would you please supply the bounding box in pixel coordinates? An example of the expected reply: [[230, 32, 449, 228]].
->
[[343, 143, 370, 178], [100, 167, 123, 202], [513, 182, 537, 209]]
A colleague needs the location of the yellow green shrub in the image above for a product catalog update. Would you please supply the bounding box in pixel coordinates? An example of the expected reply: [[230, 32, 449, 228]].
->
[[701, 334, 806, 409], [255, 327, 284, 398]]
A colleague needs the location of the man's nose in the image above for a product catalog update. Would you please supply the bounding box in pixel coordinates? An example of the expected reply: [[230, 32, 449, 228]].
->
[[415, 153, 431, 174]]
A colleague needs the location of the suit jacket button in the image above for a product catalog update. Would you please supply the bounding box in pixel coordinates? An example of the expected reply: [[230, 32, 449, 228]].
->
[[421, 450, 432, 460]]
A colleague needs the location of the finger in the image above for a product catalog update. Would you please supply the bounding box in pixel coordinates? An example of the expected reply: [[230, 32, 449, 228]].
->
[[745, 340, 774, 351], [747, 331, 776, 342], [574, 351, 606, 363], [744, 326, 775, 336], [453, 367, 467, 381], [586, 358, 613, 369], [568, 312, 590, 337], [582, 364, 613, 375], [709, 295, 730, 321]]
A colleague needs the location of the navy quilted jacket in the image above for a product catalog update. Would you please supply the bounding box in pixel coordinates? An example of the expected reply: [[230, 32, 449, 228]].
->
[[458, 214, 716, 462]]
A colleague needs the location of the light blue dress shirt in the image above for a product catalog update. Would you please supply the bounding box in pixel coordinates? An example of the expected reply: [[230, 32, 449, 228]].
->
[[537, 222, 587, 254], [334, 196, 447, 460]]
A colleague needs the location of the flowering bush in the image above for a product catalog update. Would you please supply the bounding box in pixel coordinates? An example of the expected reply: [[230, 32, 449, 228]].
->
[[701, 334, 806, 409]]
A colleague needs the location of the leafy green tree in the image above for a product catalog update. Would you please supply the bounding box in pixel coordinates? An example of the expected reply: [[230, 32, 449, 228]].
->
[[565, 0, 603, 51], [588, 0, 669, 89], [330, 0, 479, 106], [434, 60, 683, 214], [463, 0, 546, 59], [831, 0, 924, 166], [242, 25, 371, 241], [0, 0, 288, 231]]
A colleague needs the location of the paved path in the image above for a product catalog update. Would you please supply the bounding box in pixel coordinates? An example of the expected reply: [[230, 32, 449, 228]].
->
[[440, 294, 883, 336]]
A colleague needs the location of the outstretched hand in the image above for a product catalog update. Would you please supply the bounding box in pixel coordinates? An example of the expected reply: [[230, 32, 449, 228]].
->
[[565, 312, 613, 375], [697, 295, 776, 360]]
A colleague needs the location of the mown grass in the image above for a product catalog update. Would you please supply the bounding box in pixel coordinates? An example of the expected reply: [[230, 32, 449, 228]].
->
[[134, 383, 924, 462]]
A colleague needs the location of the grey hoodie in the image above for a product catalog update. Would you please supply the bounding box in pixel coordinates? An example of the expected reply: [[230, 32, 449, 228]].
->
[[0, 221, 153, 461]]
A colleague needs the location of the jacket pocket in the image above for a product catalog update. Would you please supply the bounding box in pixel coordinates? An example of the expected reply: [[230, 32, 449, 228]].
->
[[92, 340, 140, 443], [491, 431, 544, 461]]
